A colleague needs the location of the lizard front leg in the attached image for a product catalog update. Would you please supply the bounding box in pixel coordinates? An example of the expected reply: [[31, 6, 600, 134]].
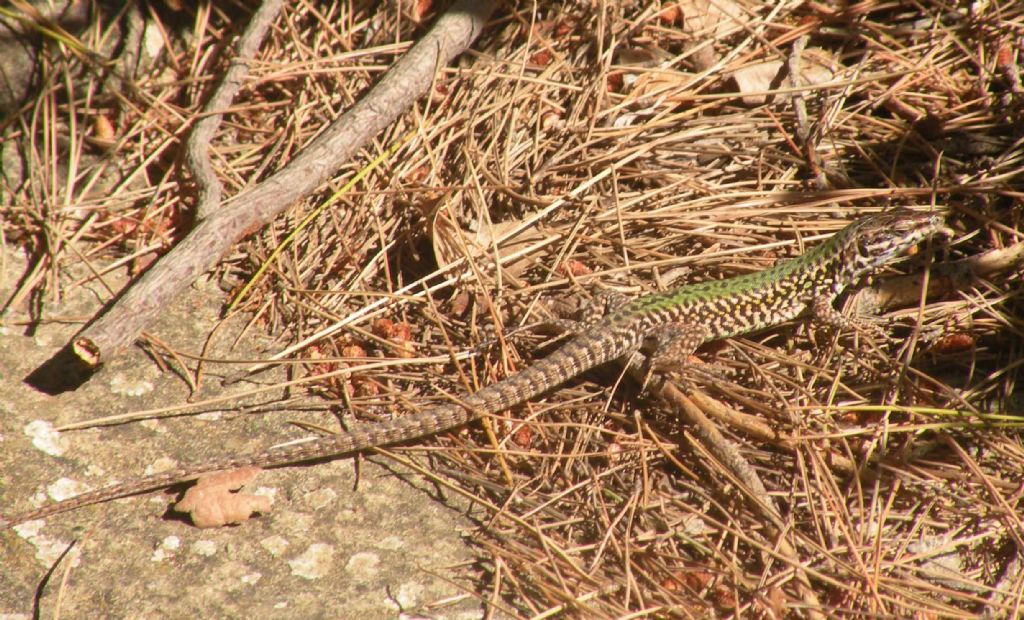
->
[[812, 295, 888, 339], [633, 322, 713, 390]]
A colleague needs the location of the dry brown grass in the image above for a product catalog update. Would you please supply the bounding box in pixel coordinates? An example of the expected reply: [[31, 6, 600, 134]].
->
[[3, 0, 1023, 617]]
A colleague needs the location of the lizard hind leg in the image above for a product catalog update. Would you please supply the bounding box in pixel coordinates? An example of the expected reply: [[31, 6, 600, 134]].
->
[[523, 289, 632, 345], [580, 289, 631, 327], [503, 290, 630, 345]]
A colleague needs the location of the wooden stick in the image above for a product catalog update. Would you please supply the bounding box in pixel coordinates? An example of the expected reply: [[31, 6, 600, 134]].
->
[[28, 0, 497, 391], [187, 0, 285, 221]]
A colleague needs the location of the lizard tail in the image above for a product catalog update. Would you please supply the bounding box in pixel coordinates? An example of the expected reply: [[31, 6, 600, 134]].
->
[[1, 402, 474, 529]]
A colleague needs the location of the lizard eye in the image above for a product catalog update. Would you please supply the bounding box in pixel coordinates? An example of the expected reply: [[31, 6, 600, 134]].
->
[[855, 235, 876, 257], [852, 230, 897, 272]]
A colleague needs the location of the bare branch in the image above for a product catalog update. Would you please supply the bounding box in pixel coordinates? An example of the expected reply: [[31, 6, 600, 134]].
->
[[29, 0, 497, 390]]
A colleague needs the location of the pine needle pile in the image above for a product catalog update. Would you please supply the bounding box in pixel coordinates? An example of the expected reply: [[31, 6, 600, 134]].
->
[[3, 1, 1022, 616]]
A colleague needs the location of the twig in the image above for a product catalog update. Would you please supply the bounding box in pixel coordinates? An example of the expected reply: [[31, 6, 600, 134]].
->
[[688, 388, 857, 474], [638, 368, 826, 617], [188, 0, 284, 221], [787, 34, 826, 189], [31, 0, 497, 388], [853, 240, 1024, 313]]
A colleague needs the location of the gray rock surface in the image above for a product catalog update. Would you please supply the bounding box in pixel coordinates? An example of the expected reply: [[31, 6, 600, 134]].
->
[[0, 246, 481, 618]]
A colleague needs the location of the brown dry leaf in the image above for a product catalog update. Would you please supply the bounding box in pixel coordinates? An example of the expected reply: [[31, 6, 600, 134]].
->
[[431, 193, 551, 279], [615, 47, 695, 109], [677, 0, 747, 70], [606, 70, 625, 93], [173, 467, 271, 528], [659, 3, 683, 25], [89, 114, 116, 150], [763, 586, 789, 617], [730, 47, 840, 105], [617, 47, 673, 68], [510, 423, 534, 448], [449, 290, 472, 315], [530, 49, 553, 67], [340, 343, 367, 359], [413, 0, 433, 22], [674, 569, 713, 593], [558, 260, 592, 277], [373, 318, 416, 358], [929, 332, 976, 354], [623, 70, 697, 108], [398, 0, 433, 23]]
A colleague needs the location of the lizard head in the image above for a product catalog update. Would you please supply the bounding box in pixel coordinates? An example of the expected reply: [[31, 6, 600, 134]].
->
[[840, 210, 950, 280]]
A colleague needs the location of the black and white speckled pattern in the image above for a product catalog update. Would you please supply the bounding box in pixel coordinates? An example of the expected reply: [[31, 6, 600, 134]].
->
[[1, 210, 948, 527]]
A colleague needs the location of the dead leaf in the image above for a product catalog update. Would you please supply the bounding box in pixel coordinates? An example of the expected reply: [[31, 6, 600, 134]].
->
[[373, 318, 415, 358], [89, 114, 116, 150], [677, 0, 747, 70], [929, 332, 976, 354], [174, 467, 271, 528], [659, 4, 683, 25], [624, 70, 698, 107], [511, 423, 534, 448], [431, 192, 552, 279], [413, 0, 433, 22], [617, 47, 673, 68], [615, 47, 696, 109], [558, 260, 592, 277], [677, 0, 745, 38], [762, 586, 789, 617], [730, 48, 839, 105], [553, 19, 575, 37], [530, 49, 553, 67]]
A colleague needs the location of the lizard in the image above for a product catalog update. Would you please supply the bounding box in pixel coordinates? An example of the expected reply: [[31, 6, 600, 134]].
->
[[0, 209, 951, 529]]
